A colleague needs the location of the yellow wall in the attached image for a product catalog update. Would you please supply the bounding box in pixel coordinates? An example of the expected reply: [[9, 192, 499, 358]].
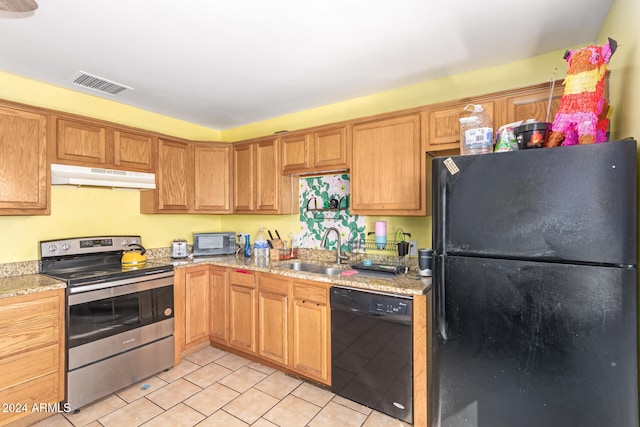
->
[[2, 187, 222, 262], [219, 49, 570, 142], [0, 71, 221, 141], [598, 0, 640, 141], [1, 0, 636, 264], [0, 71, 225, 263], [218, 49, 572, 247]]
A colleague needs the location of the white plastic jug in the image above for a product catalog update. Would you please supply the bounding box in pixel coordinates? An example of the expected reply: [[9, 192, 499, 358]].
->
[[459, 104, 493, 155]]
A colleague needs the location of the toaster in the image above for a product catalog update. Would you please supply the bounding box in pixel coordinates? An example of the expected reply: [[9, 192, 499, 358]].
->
[[171, 239, 188, 259]]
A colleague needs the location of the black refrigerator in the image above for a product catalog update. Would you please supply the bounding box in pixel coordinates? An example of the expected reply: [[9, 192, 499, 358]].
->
[[432, 140, 638, 427]]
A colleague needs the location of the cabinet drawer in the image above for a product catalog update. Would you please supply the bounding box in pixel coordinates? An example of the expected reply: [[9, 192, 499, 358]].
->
[[0, 343, 59, 391], [293, 282, 328, 305], [0, 292, 61, 359], [0, 372, 61, 425], [229, 270, 255, 288], [259, 274, 288, 295]]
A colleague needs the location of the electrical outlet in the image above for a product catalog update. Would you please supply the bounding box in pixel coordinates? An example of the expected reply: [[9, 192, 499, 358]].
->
[[408, 240, 418, 256]]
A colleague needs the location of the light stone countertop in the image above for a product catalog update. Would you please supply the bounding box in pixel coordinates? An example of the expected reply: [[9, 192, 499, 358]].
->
[[0, 274, 66, 299], [162, 254, 431, 296], [0, 248, 431, 299]]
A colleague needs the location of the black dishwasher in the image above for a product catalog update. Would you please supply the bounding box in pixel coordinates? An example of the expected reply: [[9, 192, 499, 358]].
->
[[330, 286, 413, 423]]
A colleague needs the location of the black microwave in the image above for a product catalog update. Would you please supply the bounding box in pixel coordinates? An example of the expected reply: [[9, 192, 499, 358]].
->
[[193, 232, 237, 256]]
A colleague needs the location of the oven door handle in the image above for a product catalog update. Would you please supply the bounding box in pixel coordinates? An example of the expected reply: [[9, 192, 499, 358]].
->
[[67, 271, 173, 295], [68, 275, 173, 306]]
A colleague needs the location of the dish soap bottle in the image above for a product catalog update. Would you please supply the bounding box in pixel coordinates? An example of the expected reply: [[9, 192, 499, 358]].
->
[[254, 228, 269, 258], [244, 234, 252, 258], [459, 104, 493, 155]]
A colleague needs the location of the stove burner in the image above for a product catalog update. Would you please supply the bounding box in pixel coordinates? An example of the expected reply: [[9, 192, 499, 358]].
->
[[39, 235, 173, 287]]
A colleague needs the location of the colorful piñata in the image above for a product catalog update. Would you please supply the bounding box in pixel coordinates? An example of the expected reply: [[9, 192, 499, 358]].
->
[[546, 38, 617, 147]]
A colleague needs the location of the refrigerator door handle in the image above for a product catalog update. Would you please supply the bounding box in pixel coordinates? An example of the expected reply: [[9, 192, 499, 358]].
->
[[435, 255, 448, 341], [439, 178, 447, 254]]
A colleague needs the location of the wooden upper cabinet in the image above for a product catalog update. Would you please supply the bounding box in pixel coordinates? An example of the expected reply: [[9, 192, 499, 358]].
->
[[193, 143, 231, 213], [281, 126, 349, 174], [255, 138, 280, 212], [503, 82, 565, 124], [281, 133, 310, 172], [153, 138, 190, 212], [351, 113, 425, 215], [141, 140, 232, 214], [426, 101, 496, 152], [233, 137, 296, 214], [314, 126, 349, 170], [233, 142, 254, 212], [54, 117, 109, 165], [52, 116, 155, 172], [113, 130, 155, 172], [0, 104, 49, 215]]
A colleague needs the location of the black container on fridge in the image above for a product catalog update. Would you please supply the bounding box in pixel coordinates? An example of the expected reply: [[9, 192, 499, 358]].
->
[[431, 140, 638, 427]]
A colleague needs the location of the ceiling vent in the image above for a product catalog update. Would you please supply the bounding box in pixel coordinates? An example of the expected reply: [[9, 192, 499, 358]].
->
[[71, 71, 133, 95]]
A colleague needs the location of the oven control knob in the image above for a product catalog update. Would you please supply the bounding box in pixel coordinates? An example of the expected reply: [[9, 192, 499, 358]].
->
[[47, 244, 57, 253], [121, 240, 128, 246], [61, 243, 70, 251]]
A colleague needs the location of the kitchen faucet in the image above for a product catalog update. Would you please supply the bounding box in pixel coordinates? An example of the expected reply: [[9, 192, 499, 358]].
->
[[320, 227, 349, 264]]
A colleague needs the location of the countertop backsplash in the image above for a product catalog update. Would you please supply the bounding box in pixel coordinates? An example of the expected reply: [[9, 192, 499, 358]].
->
[[0, 260, 39, 278], [298, 174, 365, 252], [0, 246, 417, 279]]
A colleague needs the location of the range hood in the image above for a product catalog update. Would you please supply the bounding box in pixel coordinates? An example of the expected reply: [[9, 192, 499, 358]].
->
[[51, 164, 156, 189]]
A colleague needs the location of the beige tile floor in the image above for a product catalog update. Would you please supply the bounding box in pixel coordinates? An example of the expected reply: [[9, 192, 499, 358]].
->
[[33, 346, 411, 427]]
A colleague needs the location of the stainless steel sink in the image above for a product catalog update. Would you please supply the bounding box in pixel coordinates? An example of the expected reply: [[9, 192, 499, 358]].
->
[[276, 262, 343, 275]]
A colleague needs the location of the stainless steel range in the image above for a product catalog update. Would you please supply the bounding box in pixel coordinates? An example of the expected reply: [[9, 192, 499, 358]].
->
[[39, 235, 175, 411]]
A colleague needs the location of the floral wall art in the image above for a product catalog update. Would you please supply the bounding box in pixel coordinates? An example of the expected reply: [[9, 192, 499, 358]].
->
[[299, 174, 365, 252]]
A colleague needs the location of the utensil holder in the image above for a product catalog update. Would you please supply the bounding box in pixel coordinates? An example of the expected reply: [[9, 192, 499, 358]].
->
[[397, 241, 410, 257]]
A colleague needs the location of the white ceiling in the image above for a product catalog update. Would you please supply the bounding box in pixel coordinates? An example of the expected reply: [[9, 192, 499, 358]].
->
[[0, 0, 612, 130]]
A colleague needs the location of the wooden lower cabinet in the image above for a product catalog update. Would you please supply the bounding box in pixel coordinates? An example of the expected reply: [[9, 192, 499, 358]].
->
[[185, 266, 211, 346], [209, 267, 229, 346], [228, 270, 257, 354], [0, 289, 65, 426], [290, 280, 330, 385], [174, 264, 206, 360], [174, 265, 430, 423], [257, 274, 289, 366], [175, 266, 331, 386], [176, 265, 230, 360]]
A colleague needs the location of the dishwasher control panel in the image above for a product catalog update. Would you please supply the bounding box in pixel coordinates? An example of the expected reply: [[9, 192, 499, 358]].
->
[[371, 298, 409, 315], [330, 286, 412, 323]]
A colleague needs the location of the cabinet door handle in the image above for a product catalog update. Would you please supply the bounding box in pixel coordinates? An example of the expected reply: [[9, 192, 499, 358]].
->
[[235, 269, 251, 274], [301, 300, 320, 307]]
